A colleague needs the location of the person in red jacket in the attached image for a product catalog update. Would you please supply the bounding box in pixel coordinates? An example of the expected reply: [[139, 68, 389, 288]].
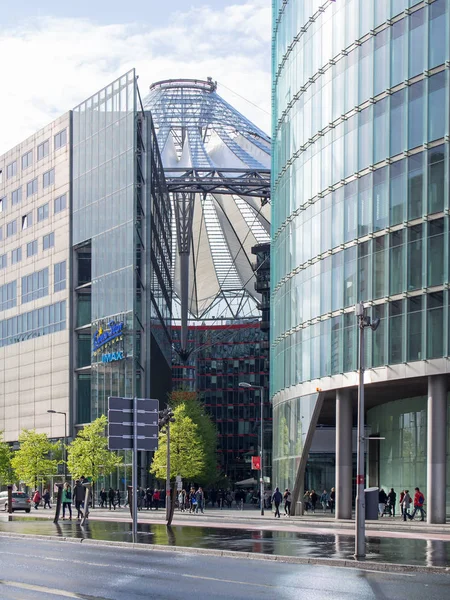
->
[[32, 489, 41, 510], [410, 487, 425, 521]]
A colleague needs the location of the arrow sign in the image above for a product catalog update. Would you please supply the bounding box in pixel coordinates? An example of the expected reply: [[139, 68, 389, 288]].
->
[[109, 397, 159, 412], [108, 422, 158, 437], [108, 409, 158, 426], [107, 396, 160, 452]]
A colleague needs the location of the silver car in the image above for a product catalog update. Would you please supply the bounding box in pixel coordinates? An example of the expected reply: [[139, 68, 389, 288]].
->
[[0, 491, 32, 512]]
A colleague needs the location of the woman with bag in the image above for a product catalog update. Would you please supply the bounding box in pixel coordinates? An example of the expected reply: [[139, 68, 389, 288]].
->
[[62, 482, 72, 520]]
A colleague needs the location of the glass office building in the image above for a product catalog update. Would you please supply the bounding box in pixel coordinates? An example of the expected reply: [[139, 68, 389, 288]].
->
[[272, 0, 450, 521]]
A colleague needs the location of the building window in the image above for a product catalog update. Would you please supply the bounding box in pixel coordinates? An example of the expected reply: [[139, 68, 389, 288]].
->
[[0, 281, 17, 312], [6, 220, 17, 237], [37, 203, 49, 222], [43, 168, 55, 188], [22, 268, 49, 303], [6, 161, 17, 179], [54, 129, 67, 150], [37, 140, 50, 160], [27, 178, 38, 197], [0, 300, 66, 348], [54, 194, 67, 214], [43, 232, 55, 250], [27, 240, 38, 258], [11, 187, 22, 206], [54, 260, 66, 292], [21, 150, 33, 170], [22, 213, 32, 230], [0, 197, 5, 212], [0, 254, 6, 270], [11, 247, 22, 265]]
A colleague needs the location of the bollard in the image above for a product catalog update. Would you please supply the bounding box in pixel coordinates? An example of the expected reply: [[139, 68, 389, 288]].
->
[[7, 485, 13, 515], [53, 484, 63, 524]]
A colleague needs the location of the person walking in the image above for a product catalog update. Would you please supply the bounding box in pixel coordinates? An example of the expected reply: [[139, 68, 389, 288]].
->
[[42, 488, 51, 509], [309, 490, 318, 513], [320, 490, 329, 513], [146, 488, 153, 510], [32, 489, 41, 510], [108, 487, 116, 510], [329, 487, 336, 513], [378, 488, 387, 517], [74, 480, 85, 519], [387, 488, 397, 517], [410, 487, 426, 521], [272, 487, 283, 518], [402, 490, 412, 521], [283, 488, 292, 516], [115, 489, 121, 509], [153, 489, 160, 510], [195, 487, 204, 514], [99, 488, 107, 508], [62, 482, 72, 520]]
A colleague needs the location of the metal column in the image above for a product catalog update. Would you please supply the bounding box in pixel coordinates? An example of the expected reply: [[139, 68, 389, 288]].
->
[[427, 375, 447, 524], [336, 389, 353, 520]]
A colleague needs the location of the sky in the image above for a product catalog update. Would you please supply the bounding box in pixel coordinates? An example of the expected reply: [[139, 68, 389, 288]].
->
[[0, 0, 271, 155]]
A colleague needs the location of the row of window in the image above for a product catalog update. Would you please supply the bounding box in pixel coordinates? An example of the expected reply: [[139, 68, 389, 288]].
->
[[2, 129, 67, 182], [0, 171, 62, 215], [0, 233, 55, 270], [0, 195, 66, 241], [0, 281, 16, 312], [0, 300, 66, 348]]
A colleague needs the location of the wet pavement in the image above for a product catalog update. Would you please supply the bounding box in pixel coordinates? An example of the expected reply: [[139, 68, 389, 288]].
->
[[1, 517, 450, 568]]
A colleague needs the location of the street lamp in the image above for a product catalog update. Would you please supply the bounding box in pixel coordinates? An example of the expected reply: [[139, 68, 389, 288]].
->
[[48, 410, 68, 482], [354, 302, 380, 559], [239, 382, 265, 516]]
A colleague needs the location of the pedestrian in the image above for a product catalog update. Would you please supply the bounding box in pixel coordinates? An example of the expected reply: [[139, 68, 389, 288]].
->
[[99, 488, 107, 508], [153, 489, 160, 510], [399, 490, 406, 518], [178, 489, 186, 511], [303, 490, 311, 511], [283, 488, 292, 516], [32, 489, 41, 510], [378, 488, 387, 517], [145, 488, 152, 510], [108, 487, 116, 510], [309, 490, 318, 513], [272, 487, 282, 518], [62, 482, 72, 520], [74, 480, 85, 519], [42, 488, 51, 509], [195, 487, 204, 514], [189, 488, 196, 513], [320, 489, 329, 513], [402, 490, 412, 521], [387, 488, 396, 517], [115, 489, 121, 508], [329, 487, 336, 513], [410, 487, 426, 521]]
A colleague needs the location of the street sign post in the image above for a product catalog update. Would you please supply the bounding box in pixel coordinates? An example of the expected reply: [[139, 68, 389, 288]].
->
[[108, 396, 159, 542]]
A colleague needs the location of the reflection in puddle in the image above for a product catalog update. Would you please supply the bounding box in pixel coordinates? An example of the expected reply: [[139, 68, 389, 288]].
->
[[1, 518, 449, 568]]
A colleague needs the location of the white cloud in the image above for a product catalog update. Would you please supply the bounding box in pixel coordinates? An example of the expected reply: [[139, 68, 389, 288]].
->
[[0, 0, 270, 155]]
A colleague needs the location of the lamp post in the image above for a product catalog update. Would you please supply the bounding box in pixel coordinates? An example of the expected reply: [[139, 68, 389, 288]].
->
[[354, 302, 380, 559], [48, 410, 68, 482], [239, 382, 265, 516]]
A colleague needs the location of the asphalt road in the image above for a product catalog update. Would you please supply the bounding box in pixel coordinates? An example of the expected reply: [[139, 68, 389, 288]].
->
[[0, 537, 448, 600]]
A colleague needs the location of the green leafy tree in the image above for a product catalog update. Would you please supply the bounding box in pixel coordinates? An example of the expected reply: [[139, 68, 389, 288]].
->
[[150, 403, 205, 481], [11, 430, 59, 489], [66, 415, 122, 500], [170, 390, 218, 484], [0, 432, 15, 485]]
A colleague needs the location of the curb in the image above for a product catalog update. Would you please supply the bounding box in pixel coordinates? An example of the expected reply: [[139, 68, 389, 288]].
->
[[0, 531, 448, 575]]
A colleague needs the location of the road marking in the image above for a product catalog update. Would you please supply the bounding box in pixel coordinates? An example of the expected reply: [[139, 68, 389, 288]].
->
[[354, 568, 415, 577], [183, 574, 275, 588], [0, 580, 80, 598]]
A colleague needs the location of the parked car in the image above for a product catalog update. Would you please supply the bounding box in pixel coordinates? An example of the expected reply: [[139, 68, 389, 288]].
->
[[0, 491, 32, 512]]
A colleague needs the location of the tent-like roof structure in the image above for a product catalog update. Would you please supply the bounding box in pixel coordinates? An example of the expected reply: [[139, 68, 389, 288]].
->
[[143, 78, 270, 351]]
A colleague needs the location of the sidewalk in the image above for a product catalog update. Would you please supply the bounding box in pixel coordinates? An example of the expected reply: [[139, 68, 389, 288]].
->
[[9, 504, 450, 542]]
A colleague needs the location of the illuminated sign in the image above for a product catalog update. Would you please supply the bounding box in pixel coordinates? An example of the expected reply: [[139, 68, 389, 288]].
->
[[92, 321, 124, 353], [102, 351, 124, 363]]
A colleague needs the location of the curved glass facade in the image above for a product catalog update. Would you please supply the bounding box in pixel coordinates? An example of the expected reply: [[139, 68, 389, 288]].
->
[[272, 0, 450, 491]]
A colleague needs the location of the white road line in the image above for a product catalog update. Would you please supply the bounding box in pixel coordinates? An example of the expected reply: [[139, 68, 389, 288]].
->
[[183, 573, 274, 587], [0, 580, 80, 598]]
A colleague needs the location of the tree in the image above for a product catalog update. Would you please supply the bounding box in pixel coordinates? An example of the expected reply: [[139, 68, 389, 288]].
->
[[0, 432, 15, 485], [170, 390, 218, 484], [11, 430, 59, 489], [150, 404, 206, 481], [66, 415, 122, 501]]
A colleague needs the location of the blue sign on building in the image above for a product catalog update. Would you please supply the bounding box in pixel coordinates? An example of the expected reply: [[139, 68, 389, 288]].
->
[[102, 351, 124, 363], [92, 321, 124, 352]]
